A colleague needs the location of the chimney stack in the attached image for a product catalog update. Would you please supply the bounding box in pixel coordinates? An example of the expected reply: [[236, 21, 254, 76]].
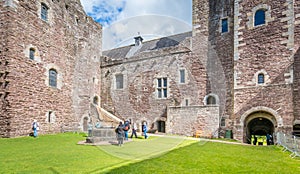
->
[[134, 35, 143, 46]]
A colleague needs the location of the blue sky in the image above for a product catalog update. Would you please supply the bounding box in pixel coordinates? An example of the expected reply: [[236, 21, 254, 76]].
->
[[80, 0, 192, 50]]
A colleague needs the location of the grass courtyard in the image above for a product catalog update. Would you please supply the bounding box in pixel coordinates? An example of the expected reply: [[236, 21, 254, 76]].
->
[[0, 133, 299, 174]]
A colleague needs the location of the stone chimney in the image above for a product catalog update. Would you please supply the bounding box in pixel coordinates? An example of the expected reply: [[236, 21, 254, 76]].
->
[[134, 36, 143, 46]]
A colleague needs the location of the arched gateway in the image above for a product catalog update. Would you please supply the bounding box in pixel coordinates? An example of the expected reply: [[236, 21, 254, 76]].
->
[[240, 107, 282, 144]]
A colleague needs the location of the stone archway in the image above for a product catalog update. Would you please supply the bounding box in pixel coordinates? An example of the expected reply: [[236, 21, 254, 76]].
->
[[243, 111, 277, 144]]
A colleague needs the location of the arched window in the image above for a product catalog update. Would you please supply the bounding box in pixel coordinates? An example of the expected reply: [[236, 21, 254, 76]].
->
[[258, 73, 265, 84], [29, 48, 35, 60], [207, 96, 216, 105], [254, 9, 266, 26], [49, 69, 57, 88], [41, 3, 49, 21]]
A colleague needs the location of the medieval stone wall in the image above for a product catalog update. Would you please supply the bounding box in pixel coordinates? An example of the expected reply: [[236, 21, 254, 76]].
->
[[167, 105, 219, 136], [207, 0, 234, 128], [101, 45, 208, 133], [293, 0, 300, 122], [0, 0, 102, 137], [233, 0, 295, 139]]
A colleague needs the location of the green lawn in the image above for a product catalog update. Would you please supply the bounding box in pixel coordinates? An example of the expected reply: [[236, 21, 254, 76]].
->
[[0, 133, 299, 174]]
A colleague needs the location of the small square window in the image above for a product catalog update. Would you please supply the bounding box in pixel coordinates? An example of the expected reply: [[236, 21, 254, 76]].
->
[[221, 18, 228, 33]]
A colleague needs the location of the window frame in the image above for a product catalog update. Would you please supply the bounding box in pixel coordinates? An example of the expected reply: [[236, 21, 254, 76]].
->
[[179, 69, 186, 84], [49, 69, 57, 88], [29, 48, 35, 60], [257, 73, 265, 84], [254, 9, 266, 26], [41, 3, 49, 21], [221, 18, 229, 33], [157, 77, 168, 99], [115, 74, 124, 89]]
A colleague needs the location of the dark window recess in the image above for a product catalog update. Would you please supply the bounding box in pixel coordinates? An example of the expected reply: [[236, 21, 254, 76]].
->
[[221, 18, 228, 33], [258, 74, 265, 84], [254, 9, 266, 26], [207, 96, 216, 105], [29, 48, 35, 60]]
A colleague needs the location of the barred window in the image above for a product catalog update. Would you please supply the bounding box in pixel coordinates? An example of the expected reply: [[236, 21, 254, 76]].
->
[[49, 69, 57, 88]]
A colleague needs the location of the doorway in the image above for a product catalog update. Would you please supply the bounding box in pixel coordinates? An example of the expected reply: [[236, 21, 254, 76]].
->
[[157, 121, 165, 133], [244, 111, 276, 145]]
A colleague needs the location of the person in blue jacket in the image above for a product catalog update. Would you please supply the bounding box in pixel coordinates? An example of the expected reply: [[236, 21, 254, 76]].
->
[[143, 123, 148, 139]]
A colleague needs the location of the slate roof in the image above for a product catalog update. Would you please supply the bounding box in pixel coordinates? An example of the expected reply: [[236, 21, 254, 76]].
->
[[103, 31, 192, 59]]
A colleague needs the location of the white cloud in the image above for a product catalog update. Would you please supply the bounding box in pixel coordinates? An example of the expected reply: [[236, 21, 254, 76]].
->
[[80, 0, 192, 50]]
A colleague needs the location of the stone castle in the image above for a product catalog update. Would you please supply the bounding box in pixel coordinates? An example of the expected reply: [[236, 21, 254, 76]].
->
[[1, 0, 300, 143]]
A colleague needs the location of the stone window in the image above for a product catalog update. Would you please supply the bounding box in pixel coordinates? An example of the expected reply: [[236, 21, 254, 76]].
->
[[179, 69, 185, 83], [29, 48, 35, 60], [247, 4, 274, 29], [258, 73, 264, 84], [157, 78, 167, 99], [221, 18, 228, 33], [185, 99, 189, 106], [49, 69, 57, 88], [254, 9, 266, 26], [115, 74, 124, 89], [204, 94, 219, 105], [41, 3, 49, 21], [207, 96, 216, 105], [221, 118, 226, 127]]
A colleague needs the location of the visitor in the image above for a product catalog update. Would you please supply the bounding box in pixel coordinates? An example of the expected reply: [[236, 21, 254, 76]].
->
[[143, 123, 148, 139], [32, 119, 39, 138], [266, 133, 271, 145], [130, 122, 138, 138], [95, 120, 101, 128], [115, 122, 124, 146], [253, 135, 257, 145], [123, 120, 130, 140]]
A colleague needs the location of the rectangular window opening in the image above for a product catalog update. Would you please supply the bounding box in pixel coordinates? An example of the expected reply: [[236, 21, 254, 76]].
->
[[180, 69, 185, 83], [157, 78, 167, 99], [116, 74, 124, 89], [221, 18, 228, 33]]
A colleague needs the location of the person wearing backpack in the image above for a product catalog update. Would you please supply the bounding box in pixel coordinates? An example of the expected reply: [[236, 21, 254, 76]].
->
[[115, 122, 124, 146], [123, 120, 130, 140]]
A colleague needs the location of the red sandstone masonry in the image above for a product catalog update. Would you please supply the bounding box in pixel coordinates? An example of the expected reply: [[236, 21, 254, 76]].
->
[[0, 0, 102, 137]]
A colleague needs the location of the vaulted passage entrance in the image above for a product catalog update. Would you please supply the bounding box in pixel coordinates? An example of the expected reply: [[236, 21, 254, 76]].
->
[[244, 111, 276, 145]]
